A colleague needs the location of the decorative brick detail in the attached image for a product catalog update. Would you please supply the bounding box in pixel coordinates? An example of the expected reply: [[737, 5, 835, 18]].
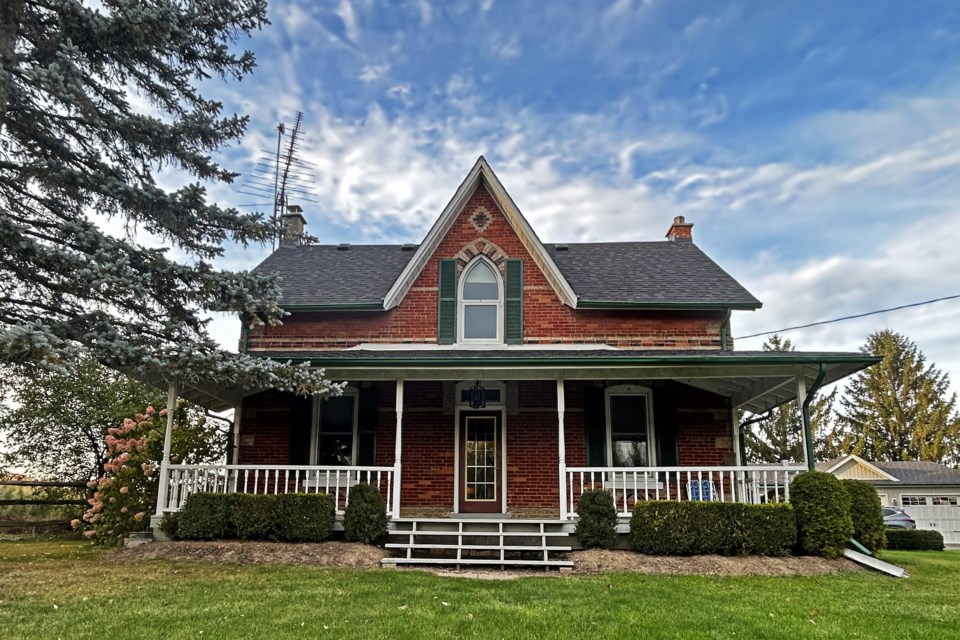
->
[[453, 238, 509, 272], [469, 206, 493, 233]]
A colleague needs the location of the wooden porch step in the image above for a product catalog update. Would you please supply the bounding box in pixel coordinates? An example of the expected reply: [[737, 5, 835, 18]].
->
[[388, 528, 570, 537], [381, 557, 574, 568]]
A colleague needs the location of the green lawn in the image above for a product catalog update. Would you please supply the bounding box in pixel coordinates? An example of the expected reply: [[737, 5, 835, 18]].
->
[[0, 541, 957, 639]]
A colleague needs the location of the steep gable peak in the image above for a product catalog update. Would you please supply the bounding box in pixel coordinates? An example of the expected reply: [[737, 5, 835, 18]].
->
[[383, 156, 577, 309]]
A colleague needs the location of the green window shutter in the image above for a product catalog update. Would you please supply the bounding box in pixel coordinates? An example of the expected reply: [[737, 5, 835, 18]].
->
[[504, 259, 523, 344], [437, 259, 458, 344], [583, 386, 607, 466], [288, 394, 312, 465], [356, 386, 379, 465]]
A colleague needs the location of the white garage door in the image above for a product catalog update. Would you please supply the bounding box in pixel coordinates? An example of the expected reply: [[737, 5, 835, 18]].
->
[[901, 495, 960, 544]]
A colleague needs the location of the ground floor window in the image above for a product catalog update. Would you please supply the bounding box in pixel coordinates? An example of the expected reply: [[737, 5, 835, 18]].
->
[[312, 387, 374, 465], [932, 496, 960, 507], [605, 385, 655, 467], [902, 495, 929, 507]]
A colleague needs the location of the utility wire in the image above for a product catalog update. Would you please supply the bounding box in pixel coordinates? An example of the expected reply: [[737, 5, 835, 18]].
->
[[735, 294, 960, 340]]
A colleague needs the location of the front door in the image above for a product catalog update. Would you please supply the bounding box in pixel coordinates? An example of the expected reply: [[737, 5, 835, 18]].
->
[[459, 412, 501, 513]]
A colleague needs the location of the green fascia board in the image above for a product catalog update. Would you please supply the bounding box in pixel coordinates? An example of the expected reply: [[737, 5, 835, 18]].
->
[[576, 300, 762, 310], [280, 302, 385, 312], [262, 353, 882, 368]]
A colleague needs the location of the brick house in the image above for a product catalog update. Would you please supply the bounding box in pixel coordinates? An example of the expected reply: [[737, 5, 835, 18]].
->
[[153, 158, 878, 564]]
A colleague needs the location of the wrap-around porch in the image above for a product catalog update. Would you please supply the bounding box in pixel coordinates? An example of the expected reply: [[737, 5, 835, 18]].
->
[[152, 351, 876, 526]]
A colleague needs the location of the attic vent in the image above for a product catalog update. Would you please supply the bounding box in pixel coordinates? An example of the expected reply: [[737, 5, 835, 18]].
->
[[401, 243, 416, 251], [555, 244, 569, 251], [337, 243, 351, 251]]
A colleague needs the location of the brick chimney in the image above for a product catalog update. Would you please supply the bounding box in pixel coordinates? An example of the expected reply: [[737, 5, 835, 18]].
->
[[665, 215, 693, 242], [280, 205, 306, 247]]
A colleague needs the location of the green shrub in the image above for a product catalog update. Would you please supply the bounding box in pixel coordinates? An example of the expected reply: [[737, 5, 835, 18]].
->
[[841, 479, 886, 552], [176, 493, 236, 540], [628, 501, 795, 556], [273, 493, 335, 542], [343, 483, 388, 544], [575, 489, 619, 549], [789, 471, 853, 558], [231, 494, 277, 540], [159, 512, 180, 540], [740, 504, 797, 556], [885, 529, 945, 551]]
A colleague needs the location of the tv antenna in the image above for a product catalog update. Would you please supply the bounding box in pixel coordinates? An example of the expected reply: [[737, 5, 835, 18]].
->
[[237, 111, 319, 249]]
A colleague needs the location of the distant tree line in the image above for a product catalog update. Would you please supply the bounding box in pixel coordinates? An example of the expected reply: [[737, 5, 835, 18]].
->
[[742, 329, 960, 467]]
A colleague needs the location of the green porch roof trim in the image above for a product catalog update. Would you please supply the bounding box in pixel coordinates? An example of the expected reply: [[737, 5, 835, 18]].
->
[[251, 350, 881, 368], [576, 300, 761, 310]]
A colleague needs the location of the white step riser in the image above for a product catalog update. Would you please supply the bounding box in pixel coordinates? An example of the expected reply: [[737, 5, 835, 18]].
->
[[382, 558, 574, 567]]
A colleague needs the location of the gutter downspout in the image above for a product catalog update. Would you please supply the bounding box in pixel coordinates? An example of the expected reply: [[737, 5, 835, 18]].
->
[[720, 309, 732, 350], [802, 363, 827, 471]]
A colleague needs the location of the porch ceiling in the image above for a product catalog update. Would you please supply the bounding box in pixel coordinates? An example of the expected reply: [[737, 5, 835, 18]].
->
[[248, 349, 879, 414]]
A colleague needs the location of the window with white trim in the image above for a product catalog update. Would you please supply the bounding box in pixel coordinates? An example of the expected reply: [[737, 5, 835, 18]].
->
[[312, 387, 367, 465], [605, 385, 655, 467], [458, 258, 502, 343], [932, 496, 960, 506], [902, 495, 929, 507]]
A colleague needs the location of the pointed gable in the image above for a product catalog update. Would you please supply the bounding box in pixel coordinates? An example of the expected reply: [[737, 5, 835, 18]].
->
[[383, 157, 576, 309]]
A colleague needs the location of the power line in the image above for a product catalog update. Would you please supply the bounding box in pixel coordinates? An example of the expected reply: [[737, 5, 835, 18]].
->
[[735, 294, 960, 340]]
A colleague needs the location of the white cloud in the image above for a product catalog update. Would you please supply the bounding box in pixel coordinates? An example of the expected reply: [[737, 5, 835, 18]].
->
[[336, 0, 361, 42], [359, 62, 390, 82], [479, 0, 495, 12]]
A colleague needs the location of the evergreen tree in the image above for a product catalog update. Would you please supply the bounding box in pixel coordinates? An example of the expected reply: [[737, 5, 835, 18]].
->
[[840, 330, 959, 465], [741, 335, 837, 464], [0, 1, 332, 396]]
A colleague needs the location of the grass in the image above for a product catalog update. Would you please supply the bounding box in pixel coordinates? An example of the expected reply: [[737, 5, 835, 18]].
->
[[1, 541, 958, 639]]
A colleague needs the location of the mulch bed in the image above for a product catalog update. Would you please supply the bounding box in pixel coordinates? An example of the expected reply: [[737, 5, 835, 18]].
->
[[112, 541, 862, 577]]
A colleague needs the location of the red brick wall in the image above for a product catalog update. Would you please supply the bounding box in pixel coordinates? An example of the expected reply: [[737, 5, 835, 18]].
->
[[236, 380, 733, 512], [248, 184, 727, 351]]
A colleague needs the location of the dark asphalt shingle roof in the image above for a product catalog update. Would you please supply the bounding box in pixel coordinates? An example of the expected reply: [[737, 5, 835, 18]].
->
[[253, 241, 761, 308], [254, 244, 417, 306], [817, 458, 960, 486], [545, 242, 759, 307]]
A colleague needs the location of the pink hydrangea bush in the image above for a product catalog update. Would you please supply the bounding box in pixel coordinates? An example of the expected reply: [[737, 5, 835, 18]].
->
[[76, 402, 224, 544]]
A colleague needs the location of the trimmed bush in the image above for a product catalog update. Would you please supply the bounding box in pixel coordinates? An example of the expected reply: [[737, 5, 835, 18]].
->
[[176, 493, 236, 540], [841, 479, 886, 552], [575, 489, 618, 549], [886, 529, 945, 551], [343, 483, 388, 544], [159, 512, 180, 540], [273, 493, 335, 542], [789, 471, 853, 558], [231, 494, 277, 540], [740, 504, 797, 556], [628, 501, 796, 556]]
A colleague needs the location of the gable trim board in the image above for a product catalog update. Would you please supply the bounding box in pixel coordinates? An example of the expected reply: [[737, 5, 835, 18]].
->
[[824, 454, 900, 482], [383, 157, 577, 310]]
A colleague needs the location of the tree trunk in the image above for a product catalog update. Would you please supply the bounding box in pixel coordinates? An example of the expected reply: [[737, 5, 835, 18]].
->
[[0, 0, 24, 134]]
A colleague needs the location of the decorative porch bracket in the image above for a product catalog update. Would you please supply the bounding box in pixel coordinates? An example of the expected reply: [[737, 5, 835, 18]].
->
[[393, 379, 404, 517], [557, 379, 567, 520]]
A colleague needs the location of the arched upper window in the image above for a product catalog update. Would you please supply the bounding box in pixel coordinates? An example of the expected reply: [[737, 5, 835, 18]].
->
[[458, 258, 503, 342]]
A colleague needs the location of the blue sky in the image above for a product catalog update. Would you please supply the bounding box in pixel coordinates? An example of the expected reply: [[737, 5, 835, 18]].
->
[[196, 0, 960, 392]]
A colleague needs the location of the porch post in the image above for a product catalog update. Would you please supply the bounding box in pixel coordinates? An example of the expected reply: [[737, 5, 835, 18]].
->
[[557, 379, 568, 520], [392, 379, 404, 518], [153, 382, 178, 520], [731, 408, 742, 466], [795, 376, 808, 468]]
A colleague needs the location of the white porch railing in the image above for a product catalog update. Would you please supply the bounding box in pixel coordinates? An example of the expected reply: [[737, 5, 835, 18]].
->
[[160, 465, 396, 517], [566, 465, 806, 517]]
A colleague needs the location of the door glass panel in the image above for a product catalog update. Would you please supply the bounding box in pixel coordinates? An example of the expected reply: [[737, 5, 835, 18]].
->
[[465, 417, 497, 502], [317, 395, 355, 465]]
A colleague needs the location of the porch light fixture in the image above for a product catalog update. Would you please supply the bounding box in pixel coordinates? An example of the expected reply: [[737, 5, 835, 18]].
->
[[469, 380, 486, 409]]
